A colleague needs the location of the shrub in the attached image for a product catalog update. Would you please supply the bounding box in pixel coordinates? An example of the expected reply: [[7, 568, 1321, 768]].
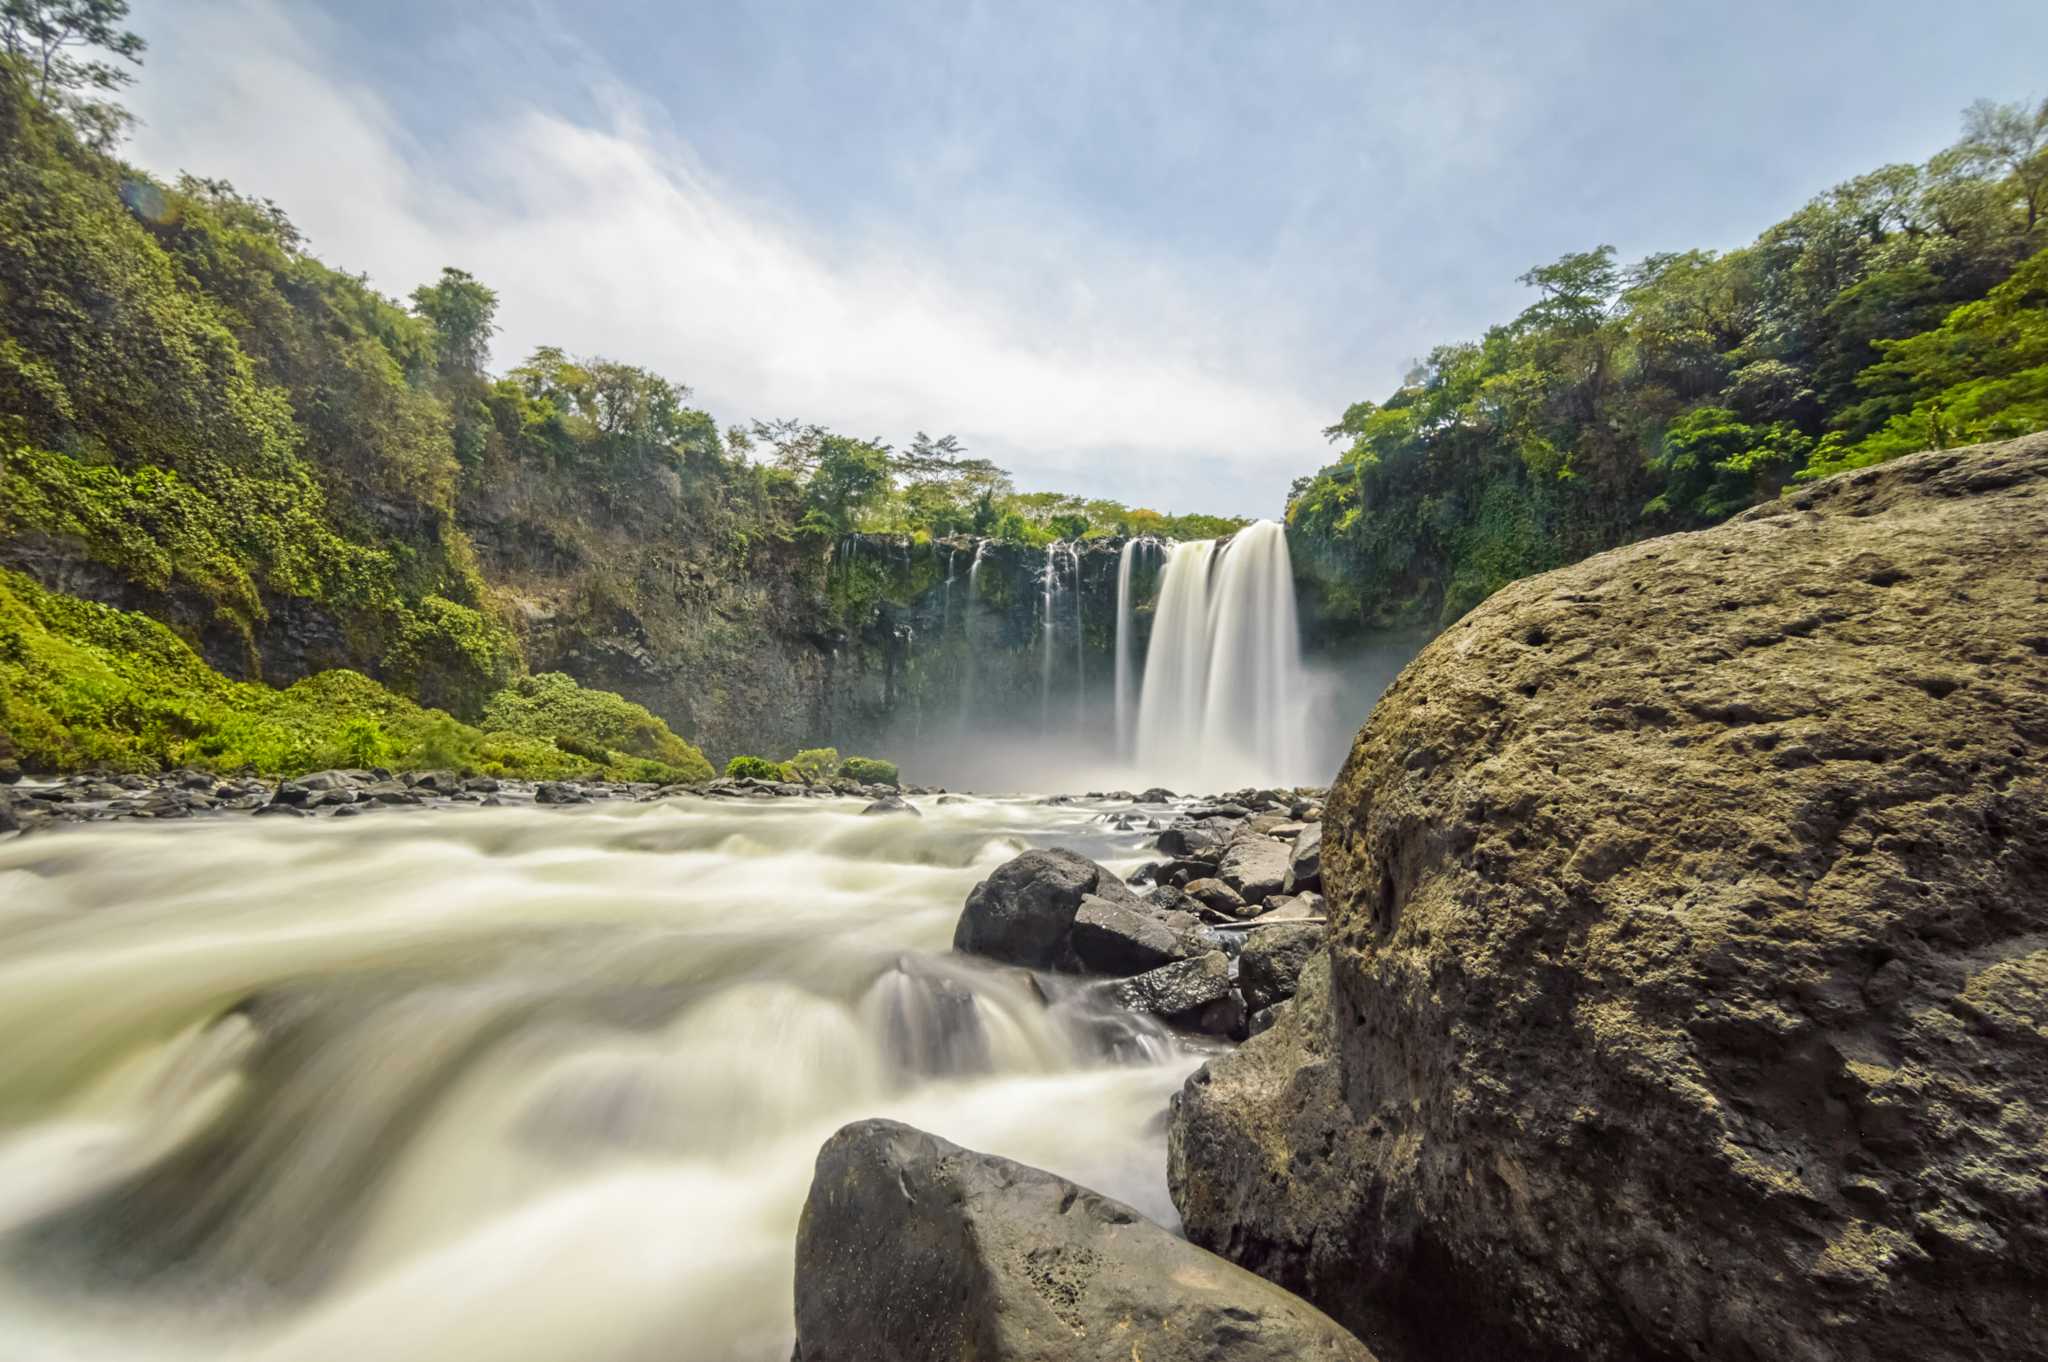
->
[[337, 717, 389, 768], [725, 754, 783, 781], [838, 755, 899, 786], [789, 746, 840, 780], [480, 672, 711, 780]]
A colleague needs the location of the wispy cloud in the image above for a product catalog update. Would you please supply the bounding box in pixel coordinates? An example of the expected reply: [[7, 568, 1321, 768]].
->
[[128, 0, 1333, 514]]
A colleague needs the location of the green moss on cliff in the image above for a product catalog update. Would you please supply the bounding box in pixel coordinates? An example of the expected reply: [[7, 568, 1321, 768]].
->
[[481, 671, 712, 781], [0, 568, 702, 781]]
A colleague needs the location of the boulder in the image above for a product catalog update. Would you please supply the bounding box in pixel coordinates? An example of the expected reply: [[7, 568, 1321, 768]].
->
[[1283, 821, 1322, 893], [859, 795, 920, 816], [0, 797, 16, 835], [1237, 921, 1326, 1012], [534, 781, 586, 805], [1217, 831, 1290, 902], [1169, 438, 2048, 1362], [1156, 816, 1238, 858], [1069, 895, 1202, 975], [1106, 951, 1241, 1036], [1138, 786, 1177, 802], [1182, 877, 1247, 917], [952, 849, 1137, 971], [794, 1119, 1375, 1362]]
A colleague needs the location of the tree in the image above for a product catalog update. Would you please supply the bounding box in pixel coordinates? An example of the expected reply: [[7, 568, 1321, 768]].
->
[[0, 0, 143, 147], [803, 435, 892, 534], [1514, 246, 1620, 332], [1954, 96, 2048, 233], [410, 267, 499, 376]]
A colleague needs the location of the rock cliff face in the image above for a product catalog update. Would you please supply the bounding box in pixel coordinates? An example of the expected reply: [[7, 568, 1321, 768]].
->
[[1168, 435, 2048, 1362]]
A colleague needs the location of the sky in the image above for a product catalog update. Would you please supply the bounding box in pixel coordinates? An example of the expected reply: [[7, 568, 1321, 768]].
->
[[125, 0, 2048, 516]]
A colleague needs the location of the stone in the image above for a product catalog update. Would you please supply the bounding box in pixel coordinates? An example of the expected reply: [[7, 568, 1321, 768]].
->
[[1106, 951, 1240, 1035], [0, 798, 16, 835], [1237, 921, 1326, 1012], [859, 795, 919, 816], [935, 793, 972, 805], [1283, 821, 1322, 894], [406, 769, 463, 791], [534, 781, 586, 805], [1216, 831, 1290, 903], [952, 849, 1138, 971], [1138, 786, 1177, 802], [1069, 895, 1201, 975], [1169, 437, 2048, 1362], [296, 770, 359, 793], [252, 802, 307, 817], [1245, 894, 1319, 924], [794, 1119, 1375, 1362], [1182, 877, 1247, 917], [1156, 816, 1238, 858], [269, 780, 313, 806]]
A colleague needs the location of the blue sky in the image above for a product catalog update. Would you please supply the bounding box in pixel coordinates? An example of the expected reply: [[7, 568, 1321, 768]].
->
[[128, 0, 2048, 515]]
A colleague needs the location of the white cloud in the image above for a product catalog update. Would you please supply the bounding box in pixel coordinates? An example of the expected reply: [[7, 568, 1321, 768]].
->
[[127, 0, 1334, 515]]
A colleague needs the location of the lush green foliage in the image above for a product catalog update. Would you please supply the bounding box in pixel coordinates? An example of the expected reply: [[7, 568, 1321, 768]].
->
[[789, 746, 840, 779], [1289, 98, 2048, 632], [0, 567, 694, 779], [482, 671, 712, 781], [837, 755, 899, 786], [724, 754, 786, 781]]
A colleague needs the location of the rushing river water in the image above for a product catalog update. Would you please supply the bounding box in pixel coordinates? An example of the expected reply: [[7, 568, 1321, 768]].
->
[[0, 794, 1205, 1361]]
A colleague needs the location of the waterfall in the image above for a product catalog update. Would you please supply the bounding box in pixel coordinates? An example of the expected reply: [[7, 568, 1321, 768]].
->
[[1070, 545, 1086, 726], [1112, 538, 1156, 760], [1038, 543, 1059, 733], [1132, 520, 1307, 789], [957, 539, 991, 738]]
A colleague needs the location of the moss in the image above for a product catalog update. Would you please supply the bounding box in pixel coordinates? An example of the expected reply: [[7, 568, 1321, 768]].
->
[[724, 754, 783, 781], [838, 755, 899, 786], [482, 671, 712, 781], [0, 566, 709, 782]]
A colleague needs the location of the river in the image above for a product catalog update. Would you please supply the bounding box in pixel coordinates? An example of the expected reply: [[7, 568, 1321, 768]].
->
[[0, 793, 1206, 1361]]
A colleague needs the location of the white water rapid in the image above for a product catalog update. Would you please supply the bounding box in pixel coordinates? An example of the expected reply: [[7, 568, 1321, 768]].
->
[[1133, 519, 1309, 790], [0, 796, 1202, 1362]]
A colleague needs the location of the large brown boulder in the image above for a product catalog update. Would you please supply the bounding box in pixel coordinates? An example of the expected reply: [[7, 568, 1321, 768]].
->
[[1169, 437, 2048, 1362]]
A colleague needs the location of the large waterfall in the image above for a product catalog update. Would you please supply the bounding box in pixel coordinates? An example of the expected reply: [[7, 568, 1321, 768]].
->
[[1132, 520, 1308, 790]]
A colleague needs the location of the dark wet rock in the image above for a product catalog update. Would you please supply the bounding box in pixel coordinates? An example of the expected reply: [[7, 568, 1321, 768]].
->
[[794, 1118, 1374, 1362], [1105, 951, 1241, 1036], [934, 793, 972, 805], [173, 769, 215, 791], [252, 802, 307, 817], [462, 775, 501, 794], [0, 798, 17, 834], [1170, 437, 2048, 1362], [1184, 802, 1251, 820], [296, 770, 359, 793], [952, 849, 1139, 971], [1216, 831, 1290, 903], [859, 795, 919, 816], [1182, 877, 1247, 918], [1156, 816, 1238, 858], [534, 781, 588, 805], [1283, 822, 1322, 894], [405, 769, 463, 791], [269, 780, 313, 806], [1069, 895, 1203, 975], [1237, 922, 1326, 1013], [1138, 786, 1176, 803]]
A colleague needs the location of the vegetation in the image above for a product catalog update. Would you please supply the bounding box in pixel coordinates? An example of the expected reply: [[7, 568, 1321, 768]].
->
[[736, 421, 1243, 546], [724, 754, 787, 781], [837, 756, 899, 787], [478, 672, 713, 781], [789, 746, 840, 779], [1289, 96, 2048, 632], [0, 567, 704, 780]]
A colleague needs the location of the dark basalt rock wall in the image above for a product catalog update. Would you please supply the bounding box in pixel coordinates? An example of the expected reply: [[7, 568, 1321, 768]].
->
[[1168, 434, 2048, 1362]]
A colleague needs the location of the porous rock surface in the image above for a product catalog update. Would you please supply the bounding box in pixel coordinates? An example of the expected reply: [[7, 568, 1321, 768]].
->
[[1169, 437, 2048, 1362], [794, 1118, 1376, 1362]]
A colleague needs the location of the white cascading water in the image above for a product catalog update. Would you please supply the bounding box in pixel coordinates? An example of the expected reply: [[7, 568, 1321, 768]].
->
[[0, 797, 1197, 1362], [1132, 519, 1308, 790], [1112, 538, 1150, 760]]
